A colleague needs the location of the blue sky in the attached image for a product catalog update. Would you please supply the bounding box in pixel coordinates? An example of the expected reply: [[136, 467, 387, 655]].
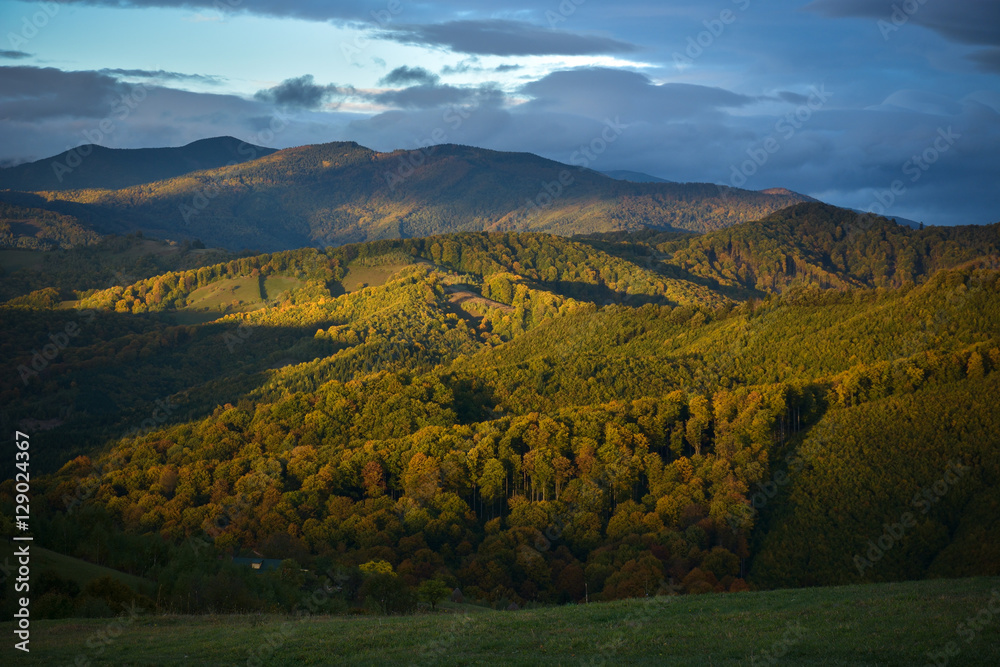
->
[[1, 0, 998, 225]]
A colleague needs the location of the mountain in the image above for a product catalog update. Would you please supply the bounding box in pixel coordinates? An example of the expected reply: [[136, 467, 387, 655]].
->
[[0, 136, 276, 192], [657, 202, 1000, 292], [758, 187, 816, 200], [0, 140, 810, 251], [601, 169, 674, 184], [4, 221, 997, 614], [849, 208, 923, 230]]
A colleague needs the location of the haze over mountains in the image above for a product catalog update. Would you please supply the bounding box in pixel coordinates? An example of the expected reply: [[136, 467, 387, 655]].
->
[[0, 138, 811, 251]]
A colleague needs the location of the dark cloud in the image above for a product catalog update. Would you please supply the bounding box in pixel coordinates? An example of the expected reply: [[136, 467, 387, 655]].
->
[[379, 66, 438, 86], [807, 0, 1000, 65], [368, 83, 503, 110], [380, 19, 640, 56], [440, 58, 482, 75], [100, 68, 225, 85], [254, 75, 348, 109], [520, 68, 753, 120], [777, 91, 810, 105], [0, 50, 31, 60], [495, 64, 521, 73], [0, 66, 127, 120], [967, 48, 1000, 73]]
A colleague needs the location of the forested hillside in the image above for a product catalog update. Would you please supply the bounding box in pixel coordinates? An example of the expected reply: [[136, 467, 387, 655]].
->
[[0, 140, 808, 251], [659, 203, 1000, 292], [1, 207, 998, 618], [0, 137, 275, 192]]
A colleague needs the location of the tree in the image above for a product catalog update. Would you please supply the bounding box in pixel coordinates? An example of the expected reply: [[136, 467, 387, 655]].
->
[[360, 573, 415, 615], [403, 453, 441, 504], [417, 579, 450, 610]]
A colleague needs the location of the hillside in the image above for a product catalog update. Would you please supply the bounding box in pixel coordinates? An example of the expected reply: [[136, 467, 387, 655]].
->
[[2, 210, 998, 618], [3, 576, 997, 666], [0, 201, 100, 250], [0, 136, 275, 192], [656, 202, 1000, 292], [0, 140, 810, 251]]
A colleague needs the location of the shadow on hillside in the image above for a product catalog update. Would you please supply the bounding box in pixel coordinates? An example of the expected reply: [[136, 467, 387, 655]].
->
[[573, 237, 763, 302], [535, 280, 677, 307], [1, 307, 353, 474]]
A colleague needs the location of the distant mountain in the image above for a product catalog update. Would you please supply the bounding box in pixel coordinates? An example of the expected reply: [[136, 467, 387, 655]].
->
[[0, 140, 810, 251], [0, 137, 276, 192], [659, 202, 1000, 292], [759, 187, 817, 201], [849, 208, 923, 230], [602, 170, 673, 184]]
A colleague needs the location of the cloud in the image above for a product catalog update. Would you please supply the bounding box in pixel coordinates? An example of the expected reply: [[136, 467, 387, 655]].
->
[[495, 64, 521, 73], [254, 74, 349, 109], [0, 50, 31, 60], [967, 48, 1000, 73], [380, 19, 640, 56], [807, 0, 1000, 71], [379, 66, 439, 86], [0, 66, 127, 120], [100, 68, 225, 85], [367, 83, 504, 110], [520, 68, 753, 120], [1, 62, 997, 227]]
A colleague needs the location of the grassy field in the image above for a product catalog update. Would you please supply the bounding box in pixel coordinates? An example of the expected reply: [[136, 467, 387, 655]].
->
[[4, 576, 997, 665], [172, 276, 306, 324], [261, 276, 301, 301], [340, 259, 426, 293]]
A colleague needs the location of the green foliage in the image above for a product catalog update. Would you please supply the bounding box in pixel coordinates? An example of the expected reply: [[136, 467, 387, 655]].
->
[[3, 218, 999, 616], [416, 578, 450, 609]]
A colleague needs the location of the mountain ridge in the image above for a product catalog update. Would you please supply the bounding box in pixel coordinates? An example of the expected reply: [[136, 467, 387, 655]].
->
[[0, 138, 813, 251], [0, 136, 276, 192]]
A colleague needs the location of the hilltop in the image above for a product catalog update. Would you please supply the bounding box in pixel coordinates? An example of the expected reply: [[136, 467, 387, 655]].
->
[[0, 136, 275, 192], [0, 139, 809, 251]]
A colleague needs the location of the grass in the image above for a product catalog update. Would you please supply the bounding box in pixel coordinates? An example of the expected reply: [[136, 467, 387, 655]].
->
[[341, 261, 422, 293], [4, 576, 998, 665], [171, 276, 305, 324], [262, 276, 301, 301], [30, 546, 156, 596]]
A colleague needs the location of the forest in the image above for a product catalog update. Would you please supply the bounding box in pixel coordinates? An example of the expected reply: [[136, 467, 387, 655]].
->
[[1, 201, 998, 618], [0, 140, 809, 252]]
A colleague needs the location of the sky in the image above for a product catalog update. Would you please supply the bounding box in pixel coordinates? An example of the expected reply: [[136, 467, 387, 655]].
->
[[0, 0, 998, 226]]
